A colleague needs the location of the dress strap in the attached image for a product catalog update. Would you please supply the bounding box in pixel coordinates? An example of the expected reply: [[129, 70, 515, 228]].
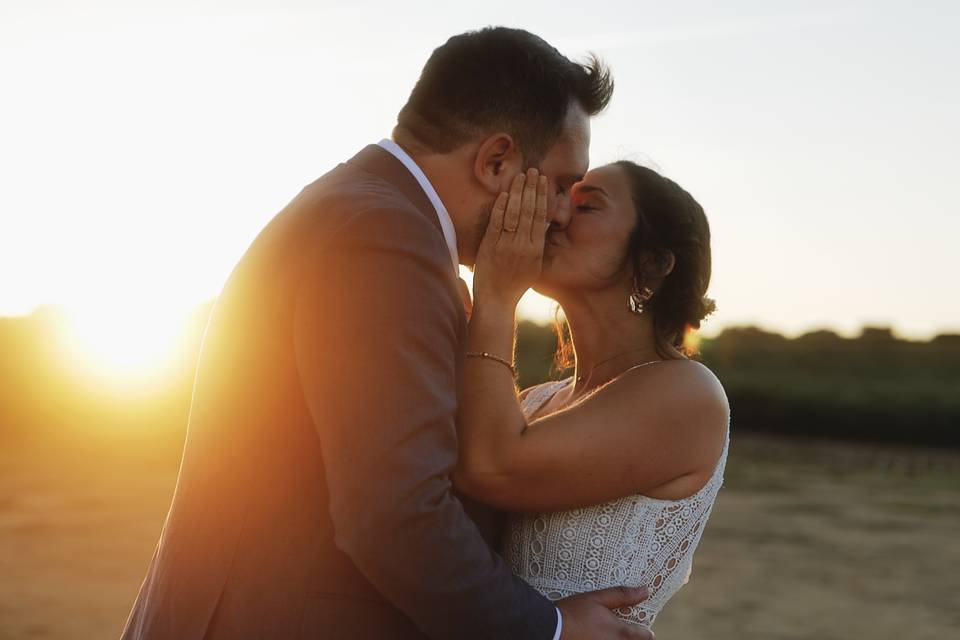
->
[[617, 359, 664, 377], [525, 360, 665, 418]]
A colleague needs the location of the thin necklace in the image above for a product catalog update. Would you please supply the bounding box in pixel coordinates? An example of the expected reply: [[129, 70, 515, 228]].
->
[[561, 359, 665, 413], [575, 347, 659, 383]]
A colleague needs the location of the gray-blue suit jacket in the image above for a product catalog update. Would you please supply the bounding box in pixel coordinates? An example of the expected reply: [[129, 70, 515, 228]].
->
[[120, 144, 558, 639]]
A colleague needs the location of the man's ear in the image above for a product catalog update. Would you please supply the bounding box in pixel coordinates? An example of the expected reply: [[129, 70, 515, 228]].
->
[[473, 133, 522, 194]]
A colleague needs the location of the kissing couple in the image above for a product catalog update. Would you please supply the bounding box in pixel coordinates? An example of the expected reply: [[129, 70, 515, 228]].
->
[[122, 26, 729, 640]]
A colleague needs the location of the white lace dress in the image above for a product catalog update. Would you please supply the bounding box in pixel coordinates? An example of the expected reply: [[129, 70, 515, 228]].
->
[[504, 379, 729, 627]]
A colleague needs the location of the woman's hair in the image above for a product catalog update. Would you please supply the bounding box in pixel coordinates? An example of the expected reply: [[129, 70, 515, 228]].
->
[[396, 27, 613, 165], [555, 161, 716, 369]]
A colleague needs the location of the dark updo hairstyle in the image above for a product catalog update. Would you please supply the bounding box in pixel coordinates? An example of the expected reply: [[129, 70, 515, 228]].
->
[[556, 161, 716, 369], [396, 27, 613, 164]]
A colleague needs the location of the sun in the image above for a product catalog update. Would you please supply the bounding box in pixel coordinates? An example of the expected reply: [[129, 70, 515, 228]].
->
[[59, 301, 196, 387]]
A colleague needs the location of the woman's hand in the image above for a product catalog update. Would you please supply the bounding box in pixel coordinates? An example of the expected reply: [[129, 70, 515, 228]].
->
[[472, 168, 549, 309]]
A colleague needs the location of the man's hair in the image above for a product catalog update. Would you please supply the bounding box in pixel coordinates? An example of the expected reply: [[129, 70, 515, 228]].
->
[[395, 27, 613, 164]]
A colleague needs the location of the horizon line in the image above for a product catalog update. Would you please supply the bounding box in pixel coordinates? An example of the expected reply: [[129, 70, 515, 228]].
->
[[2, 301, 958, 343]]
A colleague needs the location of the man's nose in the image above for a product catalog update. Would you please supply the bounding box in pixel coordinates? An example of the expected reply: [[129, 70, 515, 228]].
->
[[549, 194, 572, 230]]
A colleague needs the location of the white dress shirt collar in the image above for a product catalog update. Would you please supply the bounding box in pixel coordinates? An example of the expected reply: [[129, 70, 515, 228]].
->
[[377, 138, 460, 273]]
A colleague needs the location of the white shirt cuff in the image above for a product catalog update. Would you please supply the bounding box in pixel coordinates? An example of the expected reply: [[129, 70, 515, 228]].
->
[[552, 607, 563, 640]]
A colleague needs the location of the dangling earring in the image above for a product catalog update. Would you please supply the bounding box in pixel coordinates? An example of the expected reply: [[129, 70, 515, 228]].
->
[[628, 277, 654, 315]]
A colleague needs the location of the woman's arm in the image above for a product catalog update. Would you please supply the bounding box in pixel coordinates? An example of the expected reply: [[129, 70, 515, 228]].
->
[[455, 349, 729, 513], [453, 170, 728, 513], [453, 168, 549, 499]]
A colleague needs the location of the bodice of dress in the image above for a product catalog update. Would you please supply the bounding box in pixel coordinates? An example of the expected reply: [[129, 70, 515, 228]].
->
[[504, 379, 729, 627]]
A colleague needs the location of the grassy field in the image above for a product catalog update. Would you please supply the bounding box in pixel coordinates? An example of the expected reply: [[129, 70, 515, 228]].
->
[[1, 433, 958, 640]]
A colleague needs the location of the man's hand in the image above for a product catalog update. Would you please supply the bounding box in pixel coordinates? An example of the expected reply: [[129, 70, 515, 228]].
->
[[557, 586, 654, 640]]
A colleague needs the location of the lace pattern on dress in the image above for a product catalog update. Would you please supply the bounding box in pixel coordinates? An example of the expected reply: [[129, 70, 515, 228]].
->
[[505, 380, 729, 627]]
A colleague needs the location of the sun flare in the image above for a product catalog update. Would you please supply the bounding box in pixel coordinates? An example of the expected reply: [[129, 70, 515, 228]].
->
[[59, 303, 195, 386]]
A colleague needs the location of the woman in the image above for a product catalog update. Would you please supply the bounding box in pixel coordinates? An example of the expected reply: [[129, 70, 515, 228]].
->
[[453, 161, 729, 628]]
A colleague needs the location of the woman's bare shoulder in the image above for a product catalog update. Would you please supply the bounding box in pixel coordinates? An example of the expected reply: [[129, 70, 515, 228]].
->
[[600, 358, 729, 452], [631, 358, 728, 414]]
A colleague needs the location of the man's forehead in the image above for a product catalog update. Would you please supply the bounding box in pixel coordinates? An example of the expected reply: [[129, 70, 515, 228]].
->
[[541, 103, 591, 178], [561, 101, 591, 146]]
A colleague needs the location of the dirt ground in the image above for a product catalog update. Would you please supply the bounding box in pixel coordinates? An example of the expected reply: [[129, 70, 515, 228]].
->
[[1, 432, 958, 640]]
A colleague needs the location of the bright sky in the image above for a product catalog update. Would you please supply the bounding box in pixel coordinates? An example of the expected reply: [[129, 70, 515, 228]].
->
[[2, 0, 958, 342]]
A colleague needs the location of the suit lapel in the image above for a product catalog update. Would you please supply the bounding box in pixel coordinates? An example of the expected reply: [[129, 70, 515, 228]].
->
[[346, 144, 446, 239]]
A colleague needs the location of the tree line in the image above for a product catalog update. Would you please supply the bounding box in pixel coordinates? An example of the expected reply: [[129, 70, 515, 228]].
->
[[516, 322, 960, 447], [1, 307, 957, 467]]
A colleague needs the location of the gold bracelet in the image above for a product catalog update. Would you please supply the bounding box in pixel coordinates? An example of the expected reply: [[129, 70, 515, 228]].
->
[[466, 351, 517, 377]]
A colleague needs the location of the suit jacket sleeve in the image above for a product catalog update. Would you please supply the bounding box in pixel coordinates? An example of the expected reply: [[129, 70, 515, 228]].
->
[[293, 204, 558, 640]]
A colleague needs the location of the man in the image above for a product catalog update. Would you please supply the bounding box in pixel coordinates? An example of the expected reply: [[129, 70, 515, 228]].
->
[[122, 27, 651, 639]]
